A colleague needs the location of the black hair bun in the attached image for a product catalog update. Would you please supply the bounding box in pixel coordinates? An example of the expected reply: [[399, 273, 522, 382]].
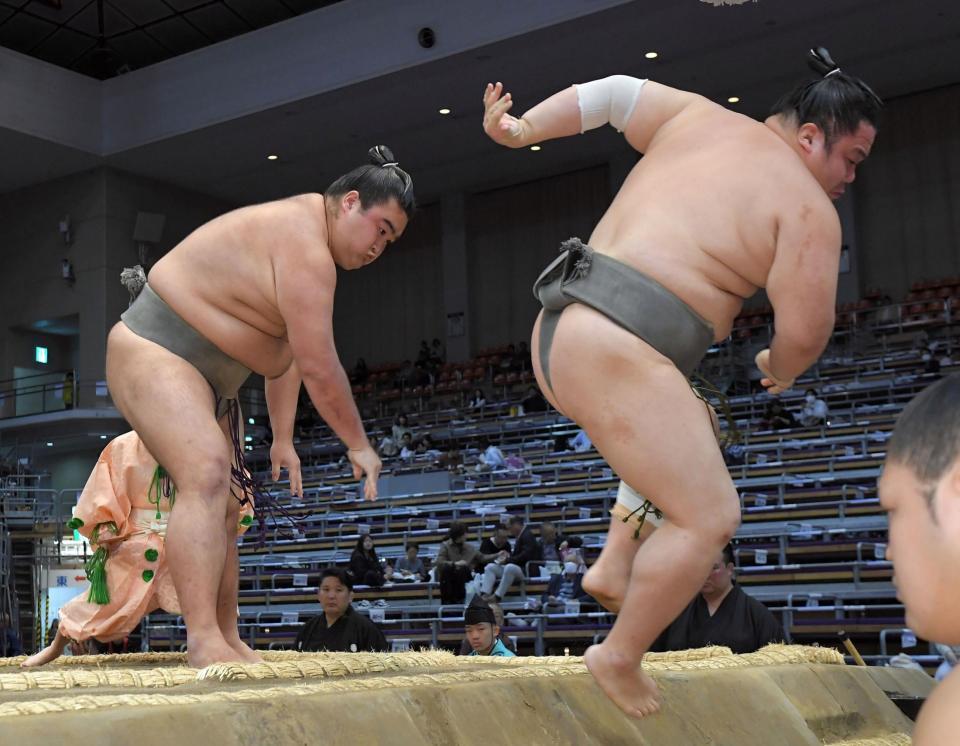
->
[[368, 145, 398, 167], [807, 47, 839, 77]]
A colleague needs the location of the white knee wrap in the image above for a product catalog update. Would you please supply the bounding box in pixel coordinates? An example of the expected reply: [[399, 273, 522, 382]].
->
[[575, 75, 647, 133], [612, 480, 663, 527]]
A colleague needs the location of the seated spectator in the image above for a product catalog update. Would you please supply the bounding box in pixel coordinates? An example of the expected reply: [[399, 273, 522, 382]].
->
[[541, 562, 590, 607], [414, 434, 442, 460], [468, 388, 487, 410], [438, 446, 464, 474], [392, 414, 413, 444], [651, 543, 782, 654], [559, 535, 586, 571], [351, 357, 369, 383], [436, 521, 480, 604], [413, 360, 432, 387], [430, 338, 445, 367], [568, 428, 592, 452], [478, 523, 512, 569], [399, 432, 416, 461], [458, 601, 516, 655], [923, 347, 942, 376], [475, 437, 506, 472], [394, 543, 427, 582], [295, 567, 387, 653], [462, 597, 516, 657], [798, 388, 829, 427], [481, 515, 541, 602], [350, 535, 392, 588], [378, 429, 400, 458], [513, 341, 531, 372], [499, 345, 516, 372], [760, 399, 797, 429], [520, 385, 548, 414], [396, 360, 415, 388], [539, 521, 563, 566]]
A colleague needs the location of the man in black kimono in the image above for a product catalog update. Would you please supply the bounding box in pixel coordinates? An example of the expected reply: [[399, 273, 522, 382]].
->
[[295, 567, 388, 652], [651, 544, 782, 654]]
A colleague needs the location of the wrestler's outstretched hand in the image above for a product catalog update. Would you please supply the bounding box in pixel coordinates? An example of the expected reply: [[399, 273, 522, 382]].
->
[[270, 440, 302, 497], [483, 82, 528, 148], [349, 444, 381, 501], [755, 349, 795, 395]]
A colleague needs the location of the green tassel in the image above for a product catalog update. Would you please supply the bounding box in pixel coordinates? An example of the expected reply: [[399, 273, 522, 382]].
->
[[148, 466, 177, 520], [67, 517, 84, 531], [84, 546, 110, 605], [239, 515, 253, 527]]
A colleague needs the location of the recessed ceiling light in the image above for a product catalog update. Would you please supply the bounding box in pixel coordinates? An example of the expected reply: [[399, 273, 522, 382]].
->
[[244, 435, 253, 442], [46, 442, 53, 447], [438, 108, 451, 115], [727, 96, 740, 103], [644, 51, 659, 59], [100, 435, 107, 440], [267, 154, 279, 161], [530, 145, 542, 152], [248, 417, 255, 425]]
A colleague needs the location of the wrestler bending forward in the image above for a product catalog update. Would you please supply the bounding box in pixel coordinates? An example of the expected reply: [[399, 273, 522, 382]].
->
[[106, 146, 414, 667], [481, 48, 880, 717]]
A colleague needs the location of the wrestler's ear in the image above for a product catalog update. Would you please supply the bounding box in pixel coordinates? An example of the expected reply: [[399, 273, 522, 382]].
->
[[937, 457, 960, 531], [796, 123, 822, 154], [341, 190, 361, 213]]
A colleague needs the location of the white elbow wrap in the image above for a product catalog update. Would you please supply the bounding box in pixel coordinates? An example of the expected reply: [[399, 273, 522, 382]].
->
[[575, 75, 647, 133]]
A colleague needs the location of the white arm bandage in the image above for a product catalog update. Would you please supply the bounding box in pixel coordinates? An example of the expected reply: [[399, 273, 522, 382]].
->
[[574, 75, 647, 133]]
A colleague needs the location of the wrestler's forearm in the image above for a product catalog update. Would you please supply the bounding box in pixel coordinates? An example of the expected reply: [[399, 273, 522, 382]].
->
[[768, 331, 828, 382], [265, 362, 302, 442], [517, 87, 582, 146], [302, 369, 368, 450]]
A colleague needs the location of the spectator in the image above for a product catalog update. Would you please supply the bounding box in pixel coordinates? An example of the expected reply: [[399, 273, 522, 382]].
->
[[481, 515, 541, 603], [468, 388, 487, 410], [350, 535, 392, 588], [62, 371, 74, 410], [392, 414, 413, 444], [436, 521, 480, 604], [499, 345, 516, 372], [760, 399, 797, 429], [351, 358, 369, 384], [462, 597, 516, 657], [559, 535, 586, 571], [413, 434, 441, 461], [394, 543, 427, 582], [438, 445, 464, 474], [295, 567, 388, 652], [798, 388, 829, 427], [0, 612, 21, 656], [651, 544, 782, 654], [539, 521, 563, 566], [542, 562, 590, 607], [478, 523, 512, 569], [520, 386, 548, 414], [514, 341, 531, 372], [568, 428, 592, 452], [475, 437, 506, 472], [417, 339, 431, 364], [396, 360, 415, 388], [413, 360, 432, 387], [399, 432, 416, 461], [922, 347, 942, 376], [378, 429, 400, 458], [430, 338, 446, 366], [459, 601, 516, 655]]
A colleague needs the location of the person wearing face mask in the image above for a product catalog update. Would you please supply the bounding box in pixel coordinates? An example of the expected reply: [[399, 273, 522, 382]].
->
[[798, 388, 829, 427]]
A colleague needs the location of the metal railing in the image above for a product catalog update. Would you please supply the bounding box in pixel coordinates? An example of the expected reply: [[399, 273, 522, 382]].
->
[[0, 370, 116, 419]]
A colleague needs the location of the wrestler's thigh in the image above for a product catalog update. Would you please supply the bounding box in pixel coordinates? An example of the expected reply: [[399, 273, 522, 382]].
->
[[106, 322, 230, 490], [545, 304, 739, 529]]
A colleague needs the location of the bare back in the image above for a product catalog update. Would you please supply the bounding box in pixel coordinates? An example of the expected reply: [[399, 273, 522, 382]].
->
[[148, 194, 330, 378], [589, 96, 840, 341]]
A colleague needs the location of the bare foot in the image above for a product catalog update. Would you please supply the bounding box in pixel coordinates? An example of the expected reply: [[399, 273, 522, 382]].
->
[[583, 565, 628, 614], [187, 634, 248, 668], [20, 644, 62, 668], [584, 643, 661, 718], [225, 637, 262, 663]]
